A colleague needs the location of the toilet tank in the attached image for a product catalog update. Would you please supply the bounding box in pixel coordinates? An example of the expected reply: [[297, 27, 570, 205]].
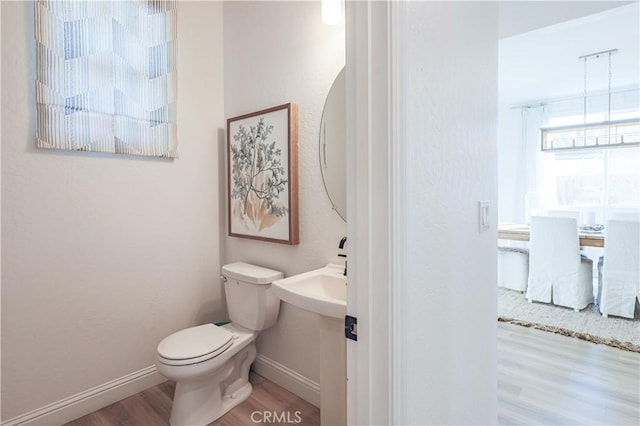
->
[[221, 262, 284, 331]]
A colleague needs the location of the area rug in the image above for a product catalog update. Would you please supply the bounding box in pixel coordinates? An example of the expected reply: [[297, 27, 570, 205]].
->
[[498, 287, 640, 353]]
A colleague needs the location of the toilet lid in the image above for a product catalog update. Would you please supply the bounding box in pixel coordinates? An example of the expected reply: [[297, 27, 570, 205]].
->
[[157, 324, 233, 361]]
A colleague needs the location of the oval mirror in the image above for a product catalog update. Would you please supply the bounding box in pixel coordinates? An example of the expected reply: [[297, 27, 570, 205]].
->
[[319, 68, 346, 221]]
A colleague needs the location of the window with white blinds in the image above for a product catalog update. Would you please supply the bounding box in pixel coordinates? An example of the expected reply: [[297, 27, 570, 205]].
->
[[35, 0, 178, 158]]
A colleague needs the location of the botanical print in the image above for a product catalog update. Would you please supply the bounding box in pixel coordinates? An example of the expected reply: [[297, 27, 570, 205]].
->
[[227, 103, 298, 244], [230, 117, 288, 232]]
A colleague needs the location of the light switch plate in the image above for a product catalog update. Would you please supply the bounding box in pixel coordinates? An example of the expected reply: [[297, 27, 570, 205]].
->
[[479, 201, 490, 232]]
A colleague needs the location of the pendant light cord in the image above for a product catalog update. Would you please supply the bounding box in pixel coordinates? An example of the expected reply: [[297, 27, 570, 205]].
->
[[583, 57, 588, 127], [608, 51, 612, 123]]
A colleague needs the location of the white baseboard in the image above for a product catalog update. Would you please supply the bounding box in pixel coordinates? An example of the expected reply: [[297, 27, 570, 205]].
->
[[252, 353, 320, 408], [4, 358, 318, 425], [2, 366, 165, 426]]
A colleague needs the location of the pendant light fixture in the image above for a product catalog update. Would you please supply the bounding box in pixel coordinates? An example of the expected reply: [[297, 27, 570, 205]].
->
[[540, 49, 640, 152]]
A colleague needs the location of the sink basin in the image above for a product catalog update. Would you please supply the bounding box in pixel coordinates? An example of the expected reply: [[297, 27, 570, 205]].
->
[[271, 264, 346, 318]]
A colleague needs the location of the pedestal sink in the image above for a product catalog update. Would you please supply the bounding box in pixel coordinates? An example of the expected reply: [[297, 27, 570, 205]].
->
[[271, 264, 346, 426], [271, 264, 346, 318]]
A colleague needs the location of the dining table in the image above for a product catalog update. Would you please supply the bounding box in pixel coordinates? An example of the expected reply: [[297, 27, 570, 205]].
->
[[498, 222, 605, 248]]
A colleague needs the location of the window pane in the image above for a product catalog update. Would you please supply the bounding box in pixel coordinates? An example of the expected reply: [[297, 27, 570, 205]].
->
[[550, 152, 604, 206], [607, 147, 640, 206]]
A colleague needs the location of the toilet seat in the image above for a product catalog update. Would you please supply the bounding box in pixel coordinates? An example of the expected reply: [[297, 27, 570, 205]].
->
[[157, 324, 234, 366]]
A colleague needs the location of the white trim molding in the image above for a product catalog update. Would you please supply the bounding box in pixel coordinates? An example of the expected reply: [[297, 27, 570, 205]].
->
[[251, 353, 320, 408], [1, 366, 165, 426], [345, 0, 397, 424], [389, 1, 407, 424]]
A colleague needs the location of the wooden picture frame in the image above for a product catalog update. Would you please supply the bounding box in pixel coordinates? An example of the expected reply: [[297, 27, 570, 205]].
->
[[227, 103, 299, 245]]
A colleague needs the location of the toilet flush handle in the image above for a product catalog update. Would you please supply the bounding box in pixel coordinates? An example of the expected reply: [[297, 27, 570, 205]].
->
[[221, 275, 227, 283]]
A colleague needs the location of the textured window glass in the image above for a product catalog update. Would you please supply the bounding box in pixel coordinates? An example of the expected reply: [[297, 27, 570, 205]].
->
[[35, 0, 178, 157]]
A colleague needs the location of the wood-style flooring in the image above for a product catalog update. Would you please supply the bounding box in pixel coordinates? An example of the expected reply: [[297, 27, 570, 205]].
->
[[65, 323, 639, 425], [64, 372, 320, 426], [497, 322, 639, 425]]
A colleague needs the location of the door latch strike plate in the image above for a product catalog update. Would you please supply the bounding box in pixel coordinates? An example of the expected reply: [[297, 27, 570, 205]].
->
[[345, 315, 358, 341]]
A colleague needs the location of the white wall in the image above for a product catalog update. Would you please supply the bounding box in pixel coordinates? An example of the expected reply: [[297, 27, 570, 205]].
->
[[1, 1, 224, 421], [400, 2, 498, 423], [223, 1, 345, 389]]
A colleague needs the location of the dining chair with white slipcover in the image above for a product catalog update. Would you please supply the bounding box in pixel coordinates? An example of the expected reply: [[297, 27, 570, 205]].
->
[[547, 210, 582, 224], [526, 216, 593, 311], [598, 220, 640, 319], [498, 246, 529, 292], [612, 211, 640, 222]]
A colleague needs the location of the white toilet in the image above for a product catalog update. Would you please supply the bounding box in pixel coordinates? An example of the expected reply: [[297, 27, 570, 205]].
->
[[156, 262, 283, 426]]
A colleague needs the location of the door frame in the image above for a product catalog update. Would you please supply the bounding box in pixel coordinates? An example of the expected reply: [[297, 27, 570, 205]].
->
[[345, 1, 406, 424]]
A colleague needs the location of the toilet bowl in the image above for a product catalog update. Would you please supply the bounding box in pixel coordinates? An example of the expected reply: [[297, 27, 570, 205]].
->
[[156, 262, 283, 426]]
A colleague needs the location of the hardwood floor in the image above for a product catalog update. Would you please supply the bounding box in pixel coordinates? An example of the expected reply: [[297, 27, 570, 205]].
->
[[64, 372, 320, 426], [65, 323, 639, 425], [497, 322, 640, 425]]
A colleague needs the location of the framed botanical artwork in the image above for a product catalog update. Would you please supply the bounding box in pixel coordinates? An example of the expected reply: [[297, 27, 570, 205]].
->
[[227, 103, 299, 245]]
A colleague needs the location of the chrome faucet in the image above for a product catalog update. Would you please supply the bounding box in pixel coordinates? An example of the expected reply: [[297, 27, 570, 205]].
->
[[338, 237, 347, 276]]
